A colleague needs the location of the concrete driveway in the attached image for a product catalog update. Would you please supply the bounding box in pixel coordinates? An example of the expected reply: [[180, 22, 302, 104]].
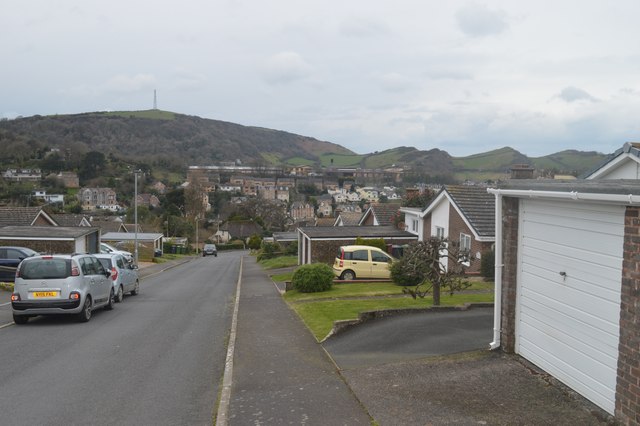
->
[[323, 306, 494, 369], [322, 307, 613, 425]]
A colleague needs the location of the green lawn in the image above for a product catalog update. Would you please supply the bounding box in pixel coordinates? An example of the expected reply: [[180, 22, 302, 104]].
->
[[258, 255, 298, 269], [291, 292, 494, 341]]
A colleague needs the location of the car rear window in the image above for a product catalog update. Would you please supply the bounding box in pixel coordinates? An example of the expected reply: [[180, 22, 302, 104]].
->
[[97, 258, 113, 270], [20, 258, 71, 279]]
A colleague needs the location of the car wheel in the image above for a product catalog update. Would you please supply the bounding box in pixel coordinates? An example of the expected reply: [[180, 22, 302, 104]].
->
[[130, 280, 140, 296], [13, 314, 29, 325], [202, 253, 206, 257], [340, 270, 356, 280], [77, 296, 92, 323], [105, 288, 115, 310], [116, 285, 124, 303]]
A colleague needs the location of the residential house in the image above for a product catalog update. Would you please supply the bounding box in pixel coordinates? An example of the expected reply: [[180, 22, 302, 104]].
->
[[32, 190, 64, 205], [489, 179, 640, 424], [50, 214, 91, 227], [89, 217, 128, 234], [152, 181, 167, 194], [583, 141, 640, 179], [334, 211, 363, 226], [78, 187, 117, 211], [218, 183, 242, 192], [316, 195, 333, 217], [101, 231, 164, 261], [400, 185, 495, 274], [56, 171, 80, 188], [223, 221, 263, 240], [290, 201, 315, 221], [0, 206, 57, 227], [3, 169, 41, 182], [136, 193, 160, 208], [314, 217, 335, 227], [359, 202, 402, 226]]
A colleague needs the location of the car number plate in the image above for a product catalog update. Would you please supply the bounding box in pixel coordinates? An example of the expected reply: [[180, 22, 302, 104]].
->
[[33, 291, 58, 298]]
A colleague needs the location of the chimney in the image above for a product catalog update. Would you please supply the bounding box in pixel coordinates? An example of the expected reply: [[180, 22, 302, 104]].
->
[[510, 164, 535, 179]]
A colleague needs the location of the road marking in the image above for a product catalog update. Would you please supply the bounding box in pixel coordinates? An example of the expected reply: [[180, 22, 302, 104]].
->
[[0, 302, 11, 307], [0, 322, 14, 329], [215, 256, 243, 426]]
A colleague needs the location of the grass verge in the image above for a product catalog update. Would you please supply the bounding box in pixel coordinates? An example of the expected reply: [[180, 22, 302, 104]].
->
[[284, 282, 494, 341], [259, 255, 297, 269]]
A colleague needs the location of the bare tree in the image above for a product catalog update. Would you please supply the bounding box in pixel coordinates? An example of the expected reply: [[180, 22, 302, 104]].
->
[[390, 237, 471, 305]]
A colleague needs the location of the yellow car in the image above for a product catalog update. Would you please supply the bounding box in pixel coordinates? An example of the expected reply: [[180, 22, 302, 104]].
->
[[333, 245, 395, 280]]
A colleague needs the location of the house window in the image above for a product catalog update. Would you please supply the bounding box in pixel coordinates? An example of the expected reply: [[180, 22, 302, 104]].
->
[[435, 226, 445, 239], [412, 219, 419, 232], [460, 233, 471, 264]]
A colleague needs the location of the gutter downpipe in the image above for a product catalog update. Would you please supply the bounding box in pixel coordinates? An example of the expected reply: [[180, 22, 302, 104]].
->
[[489, 190, 502, 350]]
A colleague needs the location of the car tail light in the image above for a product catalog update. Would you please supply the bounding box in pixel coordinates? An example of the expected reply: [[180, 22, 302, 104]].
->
[[71, 264, 80, 276], [111, 267, 118, 281], [11, 293, 20, 302], [69, 292, 80, 300]]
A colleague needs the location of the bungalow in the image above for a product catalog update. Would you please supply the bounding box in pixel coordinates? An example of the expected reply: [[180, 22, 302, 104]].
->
[[583, 141, 640, 179], [359, 202, 402, 226], [0, 226, 101, 254], [400, 185, 495, 274]]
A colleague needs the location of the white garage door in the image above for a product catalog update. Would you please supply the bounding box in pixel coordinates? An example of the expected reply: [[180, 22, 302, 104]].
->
[[517, 199, 623, 414]]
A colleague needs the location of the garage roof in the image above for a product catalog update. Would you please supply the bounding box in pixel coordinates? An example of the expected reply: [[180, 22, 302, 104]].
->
[[298, 225, 416, 239], [0, 225, 99, 239]]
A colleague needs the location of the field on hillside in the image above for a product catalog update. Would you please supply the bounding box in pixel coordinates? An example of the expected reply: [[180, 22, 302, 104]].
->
[[319, 153, 364, 167]]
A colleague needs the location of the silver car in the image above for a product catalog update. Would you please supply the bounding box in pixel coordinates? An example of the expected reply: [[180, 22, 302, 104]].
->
[[95, 253, 140, 302], [11, 254, 114, 324]]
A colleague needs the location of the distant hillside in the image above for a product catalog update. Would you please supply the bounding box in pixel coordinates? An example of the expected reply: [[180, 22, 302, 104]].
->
[[0, 110, 354, 170], [0, 110, 608, 181]]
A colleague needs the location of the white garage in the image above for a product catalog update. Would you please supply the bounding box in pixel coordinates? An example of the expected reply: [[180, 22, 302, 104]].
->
[[489, 180, 640, 424], [517, 199, 624, 414]]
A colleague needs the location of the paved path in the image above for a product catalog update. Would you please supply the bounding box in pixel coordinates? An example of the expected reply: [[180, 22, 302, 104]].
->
[[227, 256, 371, 425]]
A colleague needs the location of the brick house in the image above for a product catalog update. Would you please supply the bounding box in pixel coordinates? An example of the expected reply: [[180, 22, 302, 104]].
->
[[290, 201, 315, 221], [400, 185, 495, 274], [489, 179, 640, 423], [0, 226, 101, 254]]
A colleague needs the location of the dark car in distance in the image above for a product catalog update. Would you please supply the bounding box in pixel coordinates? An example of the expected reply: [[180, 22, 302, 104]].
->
[[0, 246, 39, 282], [202, 244, 217, 257]]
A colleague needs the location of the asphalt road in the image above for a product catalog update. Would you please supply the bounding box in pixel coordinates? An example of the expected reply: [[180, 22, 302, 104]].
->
[[323, 307, 494, 369], [0, 252, 239, 426]]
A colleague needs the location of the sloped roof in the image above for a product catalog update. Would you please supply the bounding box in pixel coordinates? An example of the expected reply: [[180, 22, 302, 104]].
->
[[90, 219, 127, 233], [298, 225, 416, 240], [315, 217, 336, 227], [0, 225, 98, 239], [0, 207, 57, 227], [442, 185, 495, 239], [336, 212, 363, 226], [582, 142, 640, 179], [51, 214, 90, 227], [360, 202, 401, 226]]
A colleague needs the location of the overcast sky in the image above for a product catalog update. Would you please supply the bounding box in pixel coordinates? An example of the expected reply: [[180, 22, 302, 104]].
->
[[3, 1, 640, 157]]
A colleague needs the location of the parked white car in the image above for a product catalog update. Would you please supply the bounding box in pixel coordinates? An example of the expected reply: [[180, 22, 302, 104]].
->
[[100, 242, 134, 264], [11, 254, 114, 324], [95, 253, 140, 302]]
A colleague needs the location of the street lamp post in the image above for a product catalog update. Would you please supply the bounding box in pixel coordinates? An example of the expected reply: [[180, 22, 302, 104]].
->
[[134, 170, 141, 265], [195, 215, 199, 255]]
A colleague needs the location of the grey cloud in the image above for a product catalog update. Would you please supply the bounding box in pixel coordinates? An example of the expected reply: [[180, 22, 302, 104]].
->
[[426, 70, 474, 80], [261, 51, 313, 85], [379, 73, 413, 92], [557, 86, 598, 103], [456, 3, 508, 37], [339, 17, 389, 38]]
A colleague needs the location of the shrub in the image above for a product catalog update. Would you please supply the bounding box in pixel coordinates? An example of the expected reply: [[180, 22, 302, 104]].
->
[[257, 241, 282, 261], [354, 237, 387, 251], [480, 249, 495, 281], [284, 241, 298, 256], [389, 256, 424, 286], [247, 234, 262, 250], [291, 263, 334, 293]]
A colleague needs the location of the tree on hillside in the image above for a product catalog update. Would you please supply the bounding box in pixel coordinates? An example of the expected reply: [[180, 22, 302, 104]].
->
[[78, 151, 106, 181], [402, 189, 436, 208], [390, 238, 471, 306]]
